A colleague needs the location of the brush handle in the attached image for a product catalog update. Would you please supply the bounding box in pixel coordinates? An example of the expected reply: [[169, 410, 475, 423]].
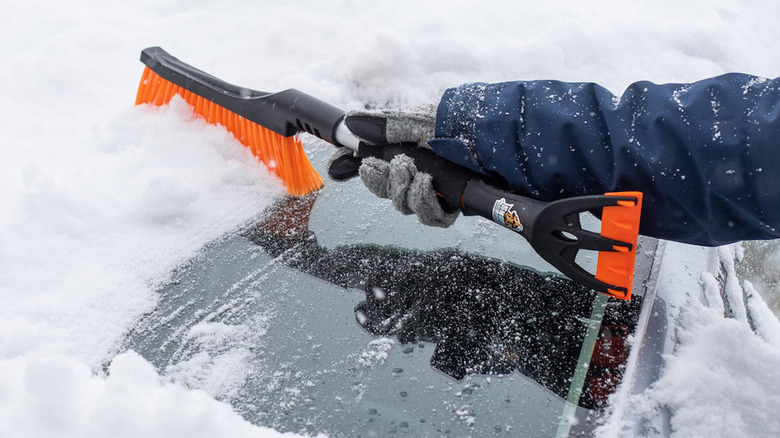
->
[[139, 47, 641, 297], [141, 47, 352, 147]]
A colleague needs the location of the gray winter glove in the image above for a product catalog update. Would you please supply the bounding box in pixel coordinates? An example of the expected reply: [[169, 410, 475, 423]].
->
[[326, 105, 459, 228]]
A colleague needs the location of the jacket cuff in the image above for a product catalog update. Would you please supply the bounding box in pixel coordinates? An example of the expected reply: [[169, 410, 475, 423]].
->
[[428, 83, 489, 175]]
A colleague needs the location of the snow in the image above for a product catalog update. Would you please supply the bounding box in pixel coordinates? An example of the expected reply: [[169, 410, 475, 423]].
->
[[358, 338, 395, 367], [0, 351, 304, 438], [165, 316, 268, 400], [2, 0, 780, 437], [597, 243, 780, 438], [627, 298, 780, 437]]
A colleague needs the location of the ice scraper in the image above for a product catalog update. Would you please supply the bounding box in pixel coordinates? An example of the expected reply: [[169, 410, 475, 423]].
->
[[135, 47, 642, 300]]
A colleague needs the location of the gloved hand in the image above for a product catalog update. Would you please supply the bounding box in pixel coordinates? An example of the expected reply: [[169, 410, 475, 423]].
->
[[326, 105, 460, 228]]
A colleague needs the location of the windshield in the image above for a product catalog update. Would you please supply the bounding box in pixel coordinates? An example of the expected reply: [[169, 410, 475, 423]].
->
[[122, 144, 652, 437]]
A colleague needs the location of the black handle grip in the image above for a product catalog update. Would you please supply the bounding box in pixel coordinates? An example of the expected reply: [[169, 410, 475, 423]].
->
[[141, 47, 347, 146], [462, 179, 546, 238]]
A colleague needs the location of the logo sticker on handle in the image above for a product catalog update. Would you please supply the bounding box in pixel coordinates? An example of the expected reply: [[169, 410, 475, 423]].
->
[[492, 198, 523, 231]]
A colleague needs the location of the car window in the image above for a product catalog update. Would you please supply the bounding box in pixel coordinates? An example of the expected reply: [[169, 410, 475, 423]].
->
[[122, 146, 653, 437]]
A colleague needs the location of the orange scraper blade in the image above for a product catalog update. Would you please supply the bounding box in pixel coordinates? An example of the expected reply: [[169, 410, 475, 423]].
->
[[595, 191, 643, 300]]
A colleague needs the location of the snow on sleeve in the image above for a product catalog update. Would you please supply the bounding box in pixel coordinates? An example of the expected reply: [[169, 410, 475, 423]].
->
[[0, 351, 311, 438]]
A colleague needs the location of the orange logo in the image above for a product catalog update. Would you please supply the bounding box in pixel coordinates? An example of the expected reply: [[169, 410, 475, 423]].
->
[[504, 210, 521, 229]]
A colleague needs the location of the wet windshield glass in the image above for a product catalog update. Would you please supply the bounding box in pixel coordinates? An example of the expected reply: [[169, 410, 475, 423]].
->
[[121, 145, 650, 437]]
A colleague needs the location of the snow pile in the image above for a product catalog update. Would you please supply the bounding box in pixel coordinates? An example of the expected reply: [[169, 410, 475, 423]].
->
[[0, 99, 287, 436], [606, 295, 780, 438], [597, 245, 780, 438], [649, 248, 780, 438], [2, 0, 780, 436], [0, 99, 284, 363], [0, 14, 287, 433], [0, 351, 301, 438]]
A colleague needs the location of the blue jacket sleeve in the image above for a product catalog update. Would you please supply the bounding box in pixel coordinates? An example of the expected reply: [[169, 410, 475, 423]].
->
[[428, 74, 780, 246]]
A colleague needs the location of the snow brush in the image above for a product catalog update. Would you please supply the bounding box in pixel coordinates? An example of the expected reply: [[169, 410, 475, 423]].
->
[[135, 47, 643, 300]]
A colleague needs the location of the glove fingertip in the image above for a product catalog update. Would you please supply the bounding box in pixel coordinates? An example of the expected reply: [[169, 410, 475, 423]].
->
[[408, 173, 459, 228], [359, 157, 391, 199]]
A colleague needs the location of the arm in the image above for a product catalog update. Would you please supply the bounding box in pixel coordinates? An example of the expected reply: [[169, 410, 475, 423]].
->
[[429, 74, 780, 246]]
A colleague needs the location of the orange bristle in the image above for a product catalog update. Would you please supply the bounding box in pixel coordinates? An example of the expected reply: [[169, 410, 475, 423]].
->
[[135, 67, 324, 197]]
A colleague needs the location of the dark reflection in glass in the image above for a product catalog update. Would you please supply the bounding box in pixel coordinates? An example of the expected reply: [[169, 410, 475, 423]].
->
[[248, 195, 642, 409]]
